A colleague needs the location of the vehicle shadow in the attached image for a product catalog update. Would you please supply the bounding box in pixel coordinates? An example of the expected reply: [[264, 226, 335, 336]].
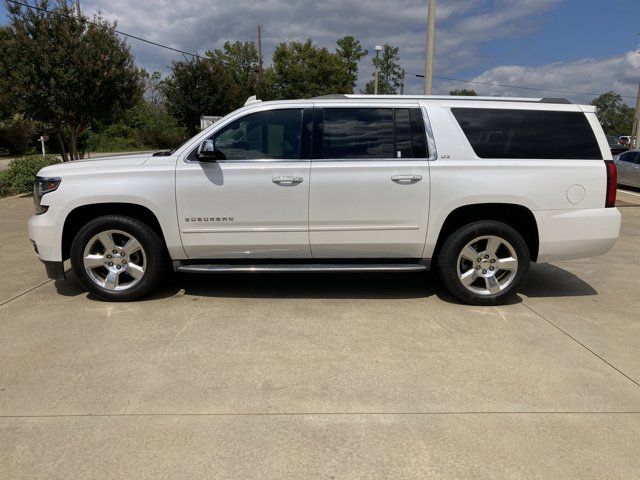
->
[[520, 263, 597, 298], [55, 262, 597, 303]]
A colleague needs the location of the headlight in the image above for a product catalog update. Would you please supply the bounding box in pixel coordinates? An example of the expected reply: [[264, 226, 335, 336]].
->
[[33, 176, 61, 214]]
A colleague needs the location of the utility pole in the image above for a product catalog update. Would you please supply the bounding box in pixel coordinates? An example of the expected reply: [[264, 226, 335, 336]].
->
[[424, 0, 436, 94], [374, 45, 382, 95], [75, 0, 81, 17], [257, 25, 264, 77], [400, 69, 405, 95], [632, 35, 640, 148], [634, 81, 640, 149]]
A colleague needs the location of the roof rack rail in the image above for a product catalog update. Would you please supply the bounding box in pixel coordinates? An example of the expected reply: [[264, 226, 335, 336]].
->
[[311, 94, 573, 105], [539, 98, 571, 104], [312, 94, 349, 99]]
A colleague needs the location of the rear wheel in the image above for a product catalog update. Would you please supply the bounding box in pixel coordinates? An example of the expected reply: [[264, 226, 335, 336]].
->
[[436, 221, 530, 305], [71, 215, 165, 301]]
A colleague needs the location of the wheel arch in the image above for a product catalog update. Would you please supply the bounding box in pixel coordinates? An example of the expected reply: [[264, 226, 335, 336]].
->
[[432, 203, 539, 262], [62, 203, 167, 261]]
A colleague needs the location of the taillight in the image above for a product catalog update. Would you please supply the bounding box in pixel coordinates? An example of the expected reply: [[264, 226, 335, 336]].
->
[[604, 160, 617, 208]]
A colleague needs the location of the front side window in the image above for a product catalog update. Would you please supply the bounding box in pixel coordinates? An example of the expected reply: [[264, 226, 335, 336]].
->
[[202, 109, 303, 160], [452, 108, 603, 160]]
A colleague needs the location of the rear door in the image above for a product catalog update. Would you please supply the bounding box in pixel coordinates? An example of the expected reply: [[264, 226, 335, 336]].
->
[[309, 105, 431, 258]]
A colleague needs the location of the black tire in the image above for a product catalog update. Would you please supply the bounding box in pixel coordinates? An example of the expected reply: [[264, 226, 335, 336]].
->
[[436, 220, 530, 306], [71, 215, 166, 301]]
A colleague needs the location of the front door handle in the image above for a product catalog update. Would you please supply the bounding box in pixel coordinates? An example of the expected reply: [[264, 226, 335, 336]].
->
[[272, 176, 303, 185], [392, 175, 422, 184]]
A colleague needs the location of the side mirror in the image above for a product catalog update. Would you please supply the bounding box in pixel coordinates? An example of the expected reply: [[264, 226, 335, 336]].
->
[[196, 139, 224, 161]]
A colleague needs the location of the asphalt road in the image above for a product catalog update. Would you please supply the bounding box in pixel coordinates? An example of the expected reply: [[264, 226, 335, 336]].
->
[[1, 192, 639, 479]]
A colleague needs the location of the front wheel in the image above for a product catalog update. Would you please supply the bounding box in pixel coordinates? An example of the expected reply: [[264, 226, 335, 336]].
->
[[71, 215, 166, 301], [436, 221, 530, 305]]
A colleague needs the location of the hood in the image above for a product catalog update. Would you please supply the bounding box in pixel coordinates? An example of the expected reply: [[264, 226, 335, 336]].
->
[[37, 153, 153, 177]]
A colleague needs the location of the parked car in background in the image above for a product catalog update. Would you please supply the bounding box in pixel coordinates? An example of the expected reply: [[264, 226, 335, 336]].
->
[[607, 135, 628, 156], [615, 149, 640, 188], [619, 136, 635, 147], [28, 95, 620, 306]]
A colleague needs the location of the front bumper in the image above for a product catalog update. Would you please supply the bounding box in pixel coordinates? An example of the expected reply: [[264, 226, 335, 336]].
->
[[41, 260, 66, 281], [28, 209, 63, 262]]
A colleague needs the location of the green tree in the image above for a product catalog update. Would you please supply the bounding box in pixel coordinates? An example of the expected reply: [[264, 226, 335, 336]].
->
[[364, 44, 402, 95], [271, 39, 352, 99], [449, 89, 478, 96], [590, 91, 634, 136], [0, 115, 39, 155], [336, 35, 367, 92], [2, 1, 143, 161], [161, 58, 237, 136], [0, 26, 12, 122], [142, 70, 165, 106], [208, 41, 261, 104]]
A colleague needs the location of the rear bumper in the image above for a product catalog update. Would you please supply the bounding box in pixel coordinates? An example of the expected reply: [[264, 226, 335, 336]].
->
[[534, 208, 621, 262]]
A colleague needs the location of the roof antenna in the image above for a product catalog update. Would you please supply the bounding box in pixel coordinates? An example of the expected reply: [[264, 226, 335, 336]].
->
[[244, 95, 262, 106]]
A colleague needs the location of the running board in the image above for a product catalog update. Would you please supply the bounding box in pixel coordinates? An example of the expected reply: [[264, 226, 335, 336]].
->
[[177, 263, 429, 273]]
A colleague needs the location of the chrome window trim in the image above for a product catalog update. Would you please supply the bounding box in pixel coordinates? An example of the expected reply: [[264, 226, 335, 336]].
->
[[178, 101, 438, 164], [186, 158, 308, 164], [421, 106, 438, 161], [310, 158, 430, 163]]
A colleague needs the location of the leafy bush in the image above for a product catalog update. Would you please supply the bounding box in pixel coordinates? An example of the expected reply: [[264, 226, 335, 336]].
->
[[0, 154, 61, 196], [85, 103, 187, 152], [85, 124, 140, 152]]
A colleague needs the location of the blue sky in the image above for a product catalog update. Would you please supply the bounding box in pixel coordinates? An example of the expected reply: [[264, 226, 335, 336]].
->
[[481, 0, 638, 68], [1, 0, 639, 102]]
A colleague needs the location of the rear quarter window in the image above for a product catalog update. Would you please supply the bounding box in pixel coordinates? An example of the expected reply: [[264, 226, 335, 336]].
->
[[451, 108, 603, 160]]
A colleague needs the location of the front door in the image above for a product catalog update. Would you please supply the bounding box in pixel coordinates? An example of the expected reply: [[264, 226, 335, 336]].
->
[[309, 106, 431, 258], [176, 107, 312, 259]]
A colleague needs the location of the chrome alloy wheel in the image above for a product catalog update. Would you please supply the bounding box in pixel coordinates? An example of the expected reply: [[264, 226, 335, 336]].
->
[[456, 235, 518, 296], [82, 229, 146, 291]]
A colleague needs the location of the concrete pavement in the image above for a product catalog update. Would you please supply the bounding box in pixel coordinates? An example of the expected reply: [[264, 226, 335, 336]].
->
[[1, 193, 639, 479]]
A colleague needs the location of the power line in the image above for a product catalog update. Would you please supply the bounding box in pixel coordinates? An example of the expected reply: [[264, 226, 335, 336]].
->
[[409, 72, 637, 100], [5, 0, 208, 60], [6, 0, 637, 101]]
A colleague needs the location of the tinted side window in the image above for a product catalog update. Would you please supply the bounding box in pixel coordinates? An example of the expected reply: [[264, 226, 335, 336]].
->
[[395, 109, 413, 158], [619, 152, 638, 163], [211, 109, 302, 160], [410, 108, 428, 158], [452, 108, 603, 160], [319, 108, 429, 159], [321, 108, 394, 159]]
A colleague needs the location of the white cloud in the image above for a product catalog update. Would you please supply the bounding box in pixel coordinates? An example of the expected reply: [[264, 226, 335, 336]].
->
[[80, 0, 569, 93], [438, 50, 640, 105]]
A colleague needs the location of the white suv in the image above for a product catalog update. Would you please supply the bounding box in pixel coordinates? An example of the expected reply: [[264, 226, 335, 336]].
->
[[28, 95, 621, 305]]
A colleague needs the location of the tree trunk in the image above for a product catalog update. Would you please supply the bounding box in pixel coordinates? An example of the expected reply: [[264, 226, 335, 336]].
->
[[68, 128, 78, 160], [56, 131, 69, 162]]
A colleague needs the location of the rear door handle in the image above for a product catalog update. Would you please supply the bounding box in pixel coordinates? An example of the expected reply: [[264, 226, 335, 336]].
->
[[272, 176, 303, 185], [391, 175, 422, 184]]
